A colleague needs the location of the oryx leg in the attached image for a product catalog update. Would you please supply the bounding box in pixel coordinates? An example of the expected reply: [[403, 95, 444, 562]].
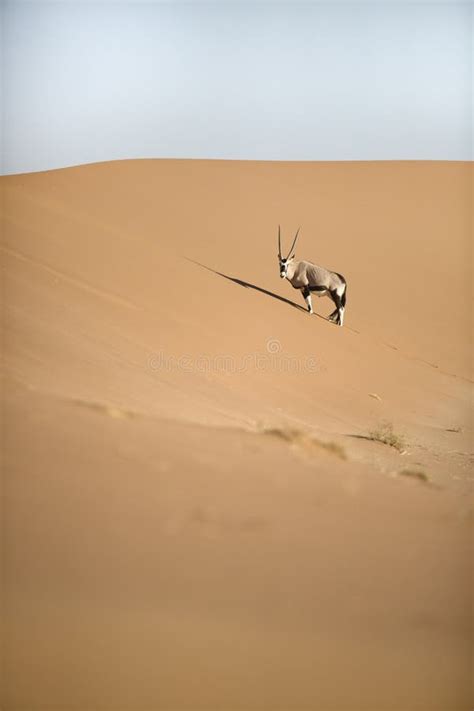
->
[[336, 281, 346, 326], [301, 286, 313, 314], [329, 289, 344, 326]]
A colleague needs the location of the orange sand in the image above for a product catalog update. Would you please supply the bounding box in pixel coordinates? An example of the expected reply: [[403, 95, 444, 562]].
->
[[2, 160, 472, 710]]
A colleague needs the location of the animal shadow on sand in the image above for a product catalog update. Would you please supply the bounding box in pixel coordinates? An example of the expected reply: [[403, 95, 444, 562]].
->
[[186, 258, 329, 322]]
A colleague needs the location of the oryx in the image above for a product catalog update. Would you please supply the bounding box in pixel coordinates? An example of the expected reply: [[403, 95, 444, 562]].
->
[[278, 226, 347, 326]]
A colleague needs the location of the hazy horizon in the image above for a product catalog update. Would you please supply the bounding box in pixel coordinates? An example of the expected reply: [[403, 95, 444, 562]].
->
[[2, 1, 472, 175]]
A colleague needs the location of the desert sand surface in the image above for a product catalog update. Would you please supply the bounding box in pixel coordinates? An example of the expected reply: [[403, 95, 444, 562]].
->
[[2, 160, 473, 710]]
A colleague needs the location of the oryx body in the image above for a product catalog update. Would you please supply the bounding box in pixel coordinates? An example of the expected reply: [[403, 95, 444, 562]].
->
[[278, 227, 347, 326]]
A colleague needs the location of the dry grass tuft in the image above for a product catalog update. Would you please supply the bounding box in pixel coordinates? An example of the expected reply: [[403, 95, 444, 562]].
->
[[262, 427, 346, 459], [367, 421, 406, 453], [71, 398, 135, 420], [399, 469, 430, 484]]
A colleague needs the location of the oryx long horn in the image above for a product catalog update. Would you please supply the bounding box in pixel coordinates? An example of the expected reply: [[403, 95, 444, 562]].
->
[[287, 227, 300, 258], [278, 225, 282, 258]]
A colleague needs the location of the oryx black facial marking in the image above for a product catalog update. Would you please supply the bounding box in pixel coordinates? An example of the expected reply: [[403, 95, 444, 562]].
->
[[277, 226, 347, 326]]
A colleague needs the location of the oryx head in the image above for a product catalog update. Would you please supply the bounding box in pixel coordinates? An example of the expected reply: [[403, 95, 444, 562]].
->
[[278, 225, 300, 278]]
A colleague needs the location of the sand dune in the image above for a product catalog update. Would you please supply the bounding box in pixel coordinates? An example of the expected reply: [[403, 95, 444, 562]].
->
[[2, 160, 472, 710]]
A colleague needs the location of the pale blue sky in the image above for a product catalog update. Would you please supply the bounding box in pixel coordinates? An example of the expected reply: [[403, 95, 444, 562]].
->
[[1, 1, 472, 174]]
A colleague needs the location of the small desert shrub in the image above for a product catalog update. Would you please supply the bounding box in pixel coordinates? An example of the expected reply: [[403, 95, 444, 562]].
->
[[262, 426, 346, 459], [399, 469, 430, 483], [316, 440, 347, 459], [367, 421, 406, 452], [263, 427, 299, 443]]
